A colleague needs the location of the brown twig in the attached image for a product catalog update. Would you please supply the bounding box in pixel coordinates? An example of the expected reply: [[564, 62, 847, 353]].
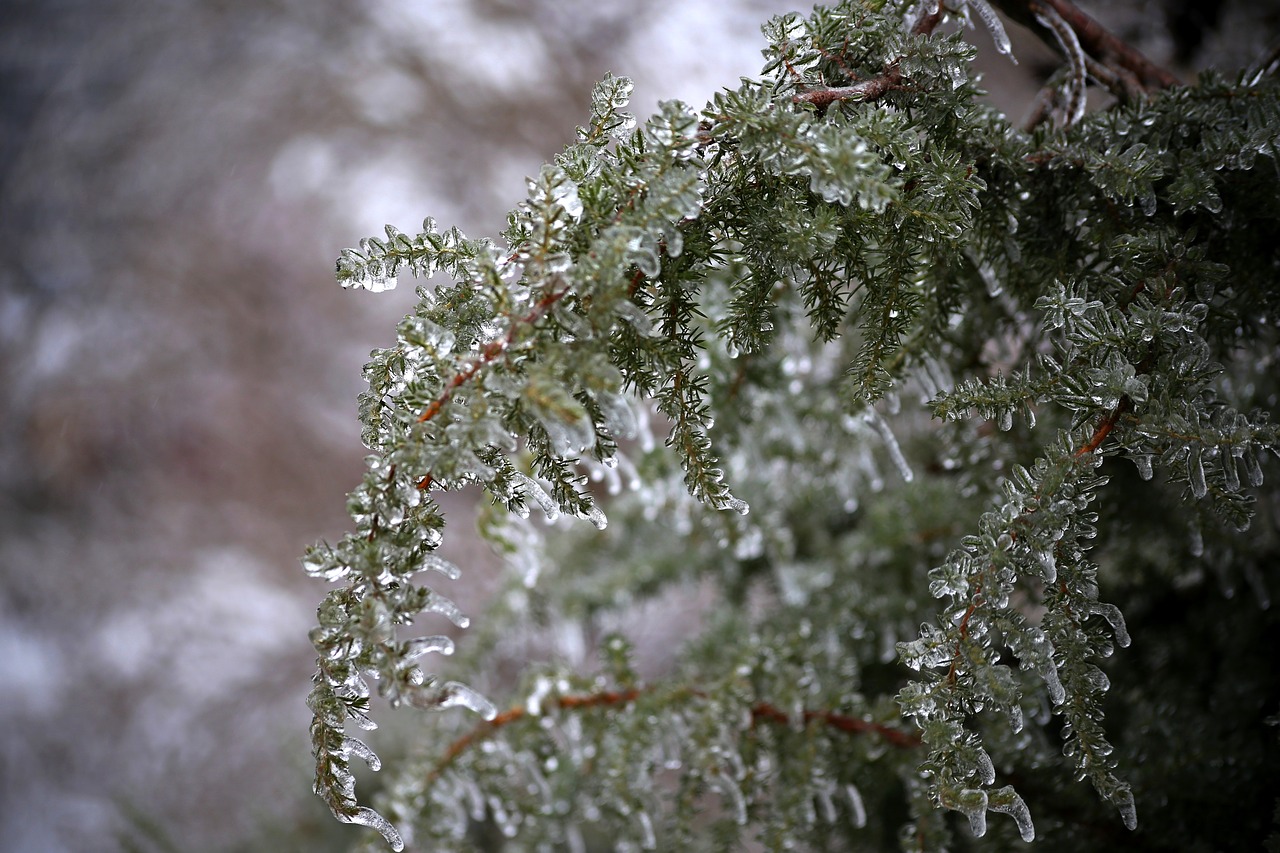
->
[[427, 684, 919, 784], [417, 284, 571, 425], [792, 8, 943, 110], [1074, 395, 1133, 458], [1032, 0, 1179, 91]]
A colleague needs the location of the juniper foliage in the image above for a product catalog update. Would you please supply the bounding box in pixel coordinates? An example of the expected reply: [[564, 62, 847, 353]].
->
[[304, 1, 1280, 849]]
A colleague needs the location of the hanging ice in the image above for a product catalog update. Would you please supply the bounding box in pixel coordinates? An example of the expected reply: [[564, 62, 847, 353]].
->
[[405, 635, 456, 658], [867, 410, 914, 482], [340, 807, 404, 852], [437, 681, 498, 720], [1090, 602, 1131, 648], [988, 786, 1035, 842]]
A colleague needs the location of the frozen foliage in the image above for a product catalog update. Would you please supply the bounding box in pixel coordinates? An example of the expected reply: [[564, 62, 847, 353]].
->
[[305, 2, 1280, 850]]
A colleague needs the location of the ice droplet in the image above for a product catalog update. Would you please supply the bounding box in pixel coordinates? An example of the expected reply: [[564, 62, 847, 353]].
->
[[724, 497, 750, 516], [349, 273, 398, 293], [1132, 454, 1154, 481], [439, 681, 498, 720], [1034, 549, 1058, 583], [584, 505, 608, 529], [1115, 788, 1138, 830], [341, 806, 404, 851]]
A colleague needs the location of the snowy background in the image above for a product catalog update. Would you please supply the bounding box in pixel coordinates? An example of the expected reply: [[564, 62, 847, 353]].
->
[[0, 1, 1269, 850]]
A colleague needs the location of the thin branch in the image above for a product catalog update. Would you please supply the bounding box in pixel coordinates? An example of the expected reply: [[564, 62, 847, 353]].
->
[[1034, 0, 1179, 91], [417, 284, 571, 424], [1074, 395, 1133, 458], [428, 684, 919, 783], [792, 9, 943, 110]]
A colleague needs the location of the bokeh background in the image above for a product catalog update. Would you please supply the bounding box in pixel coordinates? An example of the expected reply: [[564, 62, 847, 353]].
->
[[1, 1, 1274, 850]]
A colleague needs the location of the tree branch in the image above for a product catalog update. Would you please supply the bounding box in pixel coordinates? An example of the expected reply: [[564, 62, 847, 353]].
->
[[428, 684, 919, 784]]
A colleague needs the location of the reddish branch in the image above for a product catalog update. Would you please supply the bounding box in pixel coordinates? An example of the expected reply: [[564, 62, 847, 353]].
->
[[1074, 395, 1133, 458], [1024, 0, 1179, 92], [428, 685, 918, 784], [416, 285, 572, 426], [794, 0, 1177, 113]]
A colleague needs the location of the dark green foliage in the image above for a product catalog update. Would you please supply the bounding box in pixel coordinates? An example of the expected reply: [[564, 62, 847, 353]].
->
[[305, 2, 1280, 849]]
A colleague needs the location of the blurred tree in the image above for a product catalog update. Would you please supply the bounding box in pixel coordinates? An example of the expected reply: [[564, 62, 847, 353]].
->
[[306, 1, 1280, 851]]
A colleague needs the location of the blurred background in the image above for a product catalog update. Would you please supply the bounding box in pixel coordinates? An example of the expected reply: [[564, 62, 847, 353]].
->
[[0, 1, 1274, 850]]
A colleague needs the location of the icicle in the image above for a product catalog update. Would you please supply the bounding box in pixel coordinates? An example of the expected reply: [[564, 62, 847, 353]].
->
[[583, 505, 609, 529], [516, 473, 561, 522], [636, 810, 657, 849], [845, 783, 867, 828], [1187, 444, 1207, 498], [815, 780, 838, 823], [405, 635, 456, 658], [868, 410, 914, 482], [1222, 446, 1241, 491], [953, 788, 988, 837], [971, 0, 1016, 62], [341, 736, 381, 771], [1241, 444, 1264, 486], [1090, 603, 1131, 648], [437, 681, 498, 720], [1033, 548, 1058, 583], [1044, 663, 1066, 706], [988, 786, 1035, 842], [424, 593, 470, 629], [419, 554, 461, 579], [341, 807, 404, 851]]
